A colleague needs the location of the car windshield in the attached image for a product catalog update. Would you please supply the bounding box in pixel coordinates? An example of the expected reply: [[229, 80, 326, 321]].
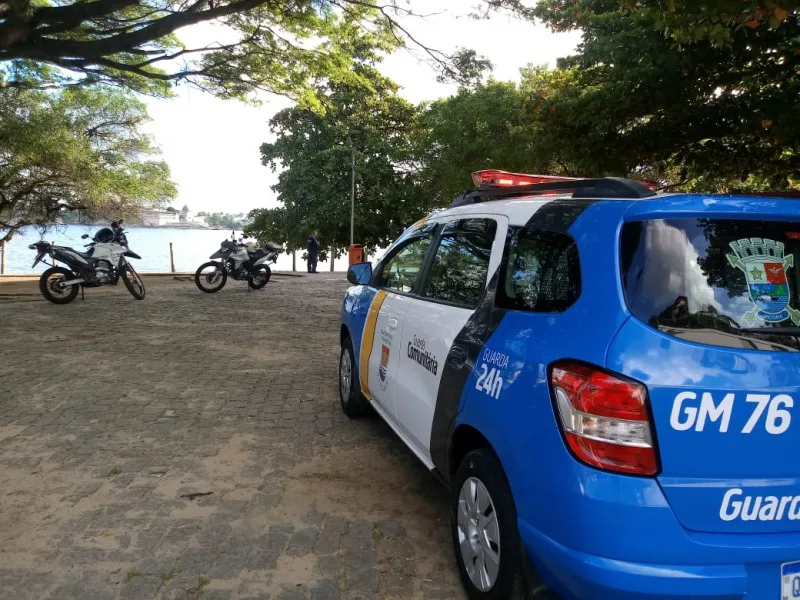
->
[[621, 218, 800, 352]]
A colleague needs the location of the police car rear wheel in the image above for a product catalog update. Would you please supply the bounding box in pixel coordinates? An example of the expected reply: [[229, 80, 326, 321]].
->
[[452, 449, 527, 600], [339, 337, 370, 418]]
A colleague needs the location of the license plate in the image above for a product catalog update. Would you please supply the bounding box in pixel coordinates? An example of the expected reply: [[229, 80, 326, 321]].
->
[[781, 561, 800, 599]]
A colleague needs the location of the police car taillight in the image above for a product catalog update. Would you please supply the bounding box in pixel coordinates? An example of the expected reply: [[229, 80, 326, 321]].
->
[[551, 362, 658, 476], [471, 170, 580, 188]]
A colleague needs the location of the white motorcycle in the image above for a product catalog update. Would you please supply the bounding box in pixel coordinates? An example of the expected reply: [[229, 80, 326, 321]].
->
[[29, 222, 145, 304], [194, 233, 281, 293]]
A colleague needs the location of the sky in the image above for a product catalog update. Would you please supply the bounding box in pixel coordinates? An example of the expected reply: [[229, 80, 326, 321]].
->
[[141, 2, 581, 216]]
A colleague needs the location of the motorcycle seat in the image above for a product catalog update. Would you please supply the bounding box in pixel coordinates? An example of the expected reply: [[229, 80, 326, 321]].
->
[[76, 248, 94, 259], [247, 249, 267, 259], [264, 242, 283, 252]]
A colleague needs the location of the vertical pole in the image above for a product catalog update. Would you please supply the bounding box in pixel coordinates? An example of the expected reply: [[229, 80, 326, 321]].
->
[[169, 242, 175, 273], [292, 250, 296, 272], [330, 246, 335, 272], [0, 240, 5, 275], [350, 146, 355, 247]]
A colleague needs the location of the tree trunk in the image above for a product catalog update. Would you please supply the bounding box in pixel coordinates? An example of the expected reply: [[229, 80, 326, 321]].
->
[[330, 246, 335, 271], [292, 250, 296, 272]]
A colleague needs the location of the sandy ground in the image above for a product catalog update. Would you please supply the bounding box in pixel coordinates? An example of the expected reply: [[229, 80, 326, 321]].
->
[[0, 275, 465, 600]]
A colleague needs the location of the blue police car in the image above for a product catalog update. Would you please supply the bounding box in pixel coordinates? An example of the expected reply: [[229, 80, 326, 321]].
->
[[339, 169, 800, 600]]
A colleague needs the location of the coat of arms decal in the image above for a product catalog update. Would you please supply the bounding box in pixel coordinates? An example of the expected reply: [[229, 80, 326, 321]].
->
[[726, 237, 800, 326]]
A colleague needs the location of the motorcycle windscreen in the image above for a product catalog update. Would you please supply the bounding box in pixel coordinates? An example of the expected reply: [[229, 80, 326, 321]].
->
[[612, 217, 800, 534], [209, 249, 229, 259]]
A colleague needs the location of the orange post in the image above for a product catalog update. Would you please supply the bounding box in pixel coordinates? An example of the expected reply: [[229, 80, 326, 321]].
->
[[348, 244, 364, 265]]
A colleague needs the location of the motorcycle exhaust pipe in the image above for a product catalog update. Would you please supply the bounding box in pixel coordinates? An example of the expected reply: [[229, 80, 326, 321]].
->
[[60, 278, 86, 286]]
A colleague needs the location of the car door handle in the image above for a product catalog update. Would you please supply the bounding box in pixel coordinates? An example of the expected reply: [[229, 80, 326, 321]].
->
[[388, 317, 399, 329], [447, 345, 469, 370]]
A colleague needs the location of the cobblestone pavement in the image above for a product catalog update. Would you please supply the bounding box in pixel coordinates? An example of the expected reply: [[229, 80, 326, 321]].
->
[[0, 274, 466, 600]]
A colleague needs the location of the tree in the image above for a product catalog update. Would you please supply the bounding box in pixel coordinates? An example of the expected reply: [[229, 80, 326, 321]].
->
[[521, 1, 800, 191], [249, 65, 431, 257], [0, 84, 176, 242], [0, 1, 493, 98], [416, 77, 588, 204], [202, 212, 246, 228], [180, 204, 189, 221]]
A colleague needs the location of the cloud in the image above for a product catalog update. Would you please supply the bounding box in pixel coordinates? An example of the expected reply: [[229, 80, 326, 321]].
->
[[640, 220, 721, 315]]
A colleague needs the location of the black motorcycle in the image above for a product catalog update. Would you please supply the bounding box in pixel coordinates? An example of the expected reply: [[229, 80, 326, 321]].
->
[[29, 221, 145, 304], [194, 234, 281, 293]]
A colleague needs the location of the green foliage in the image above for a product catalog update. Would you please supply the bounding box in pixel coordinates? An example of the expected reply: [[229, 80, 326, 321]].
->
[[415, 75, 593, 204], [245, 1, 800, 256], [248, 65, 431, 256], [0, 84, 176, 242], [197, 212, 247, 229], [526, 0, 800, 191], [0, 1, 492, 100]]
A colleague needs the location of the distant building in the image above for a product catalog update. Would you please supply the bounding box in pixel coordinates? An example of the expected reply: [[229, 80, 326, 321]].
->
[[186, 213, 208, 226], [139, 209, 180, 227]]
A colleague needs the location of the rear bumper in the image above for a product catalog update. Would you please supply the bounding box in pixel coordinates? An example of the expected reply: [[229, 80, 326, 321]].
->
[[520, 520, 747, 600]]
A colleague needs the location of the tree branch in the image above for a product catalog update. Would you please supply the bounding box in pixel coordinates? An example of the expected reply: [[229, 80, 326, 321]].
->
[[29, 0, 141, 36], [3, 0, 272, 60]]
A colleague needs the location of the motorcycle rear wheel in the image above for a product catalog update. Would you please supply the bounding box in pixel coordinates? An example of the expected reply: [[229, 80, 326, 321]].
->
[[39, 267, 80, 305], [248, 265, 271, 290], [195, 261, 227, 293], [121, 263, 146, 300]]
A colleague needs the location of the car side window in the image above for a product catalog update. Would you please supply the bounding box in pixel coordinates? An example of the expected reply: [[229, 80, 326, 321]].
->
[[496, 228, 581, 312], [378, 235, 434, 293], [422, 218, 497, 308]]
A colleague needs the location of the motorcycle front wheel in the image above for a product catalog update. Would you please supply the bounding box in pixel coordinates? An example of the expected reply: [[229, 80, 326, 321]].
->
[[120, 263, 146, 300], [39, 267, 80, 305], [195, 261, 227, 293], [248, 265, 271, 290]]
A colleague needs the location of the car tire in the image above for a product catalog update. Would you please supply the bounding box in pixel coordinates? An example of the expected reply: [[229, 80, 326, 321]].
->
[[452, 449, 528, 600], [339, 336, 371, 418]]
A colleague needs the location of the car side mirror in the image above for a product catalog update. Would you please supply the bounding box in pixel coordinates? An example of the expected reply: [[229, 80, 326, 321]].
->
[[347, 262, 372, 286], [81, 234, 89, 239]]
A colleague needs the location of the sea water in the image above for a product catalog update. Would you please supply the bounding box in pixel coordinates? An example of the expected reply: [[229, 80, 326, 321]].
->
[[1, 225, 355, 274]]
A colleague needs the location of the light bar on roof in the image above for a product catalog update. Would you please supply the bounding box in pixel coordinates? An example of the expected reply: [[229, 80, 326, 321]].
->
[[472, 169, 581, 188]]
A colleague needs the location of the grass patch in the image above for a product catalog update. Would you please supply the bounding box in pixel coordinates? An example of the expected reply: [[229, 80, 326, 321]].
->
[[189, 575, 211, 595], [123, 569, 139, 583], [371, 525, 384, 542], [160, 569, 178, 583], [107, 467, 121, 477]]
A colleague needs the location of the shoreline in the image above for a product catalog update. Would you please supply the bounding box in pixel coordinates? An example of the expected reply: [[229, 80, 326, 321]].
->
[[0, 271, 310, 282], [56, 223, 234, 231]]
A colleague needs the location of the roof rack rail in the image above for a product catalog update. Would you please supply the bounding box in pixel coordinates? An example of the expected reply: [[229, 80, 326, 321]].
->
[[449, 173, 657, 209]]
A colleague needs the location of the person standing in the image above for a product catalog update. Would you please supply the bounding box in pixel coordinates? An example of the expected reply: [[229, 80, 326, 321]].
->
[[307, 230, 319, 273]]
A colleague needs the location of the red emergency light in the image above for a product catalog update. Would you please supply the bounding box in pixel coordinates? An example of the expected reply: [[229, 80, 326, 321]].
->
[[472, 170, 581, 188]]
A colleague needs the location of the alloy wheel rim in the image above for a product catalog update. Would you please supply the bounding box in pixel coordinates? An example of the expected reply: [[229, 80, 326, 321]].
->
[[457, 476, 501, 592], [340, 350, 352, 400], [202, 267, 221, 287], [48, 275, 69, 297]]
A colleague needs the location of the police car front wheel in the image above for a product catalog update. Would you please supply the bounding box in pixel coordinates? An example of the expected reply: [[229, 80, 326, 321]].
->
[[339, 337, 370, 418], [452, 449, 528, 600]]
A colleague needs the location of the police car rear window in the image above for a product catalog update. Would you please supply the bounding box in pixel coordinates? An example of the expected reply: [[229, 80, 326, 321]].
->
[[621, 219, 800, 352]]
